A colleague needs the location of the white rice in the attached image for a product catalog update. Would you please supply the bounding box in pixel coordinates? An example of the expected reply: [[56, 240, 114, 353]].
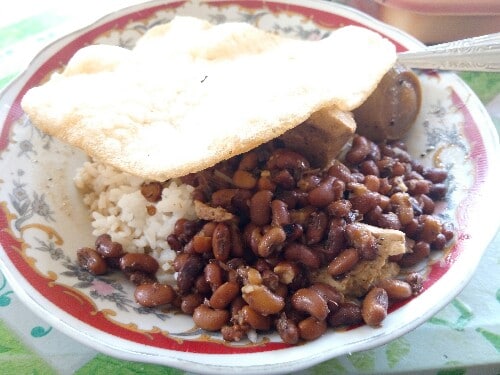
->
[[74, 161, 197, 282]]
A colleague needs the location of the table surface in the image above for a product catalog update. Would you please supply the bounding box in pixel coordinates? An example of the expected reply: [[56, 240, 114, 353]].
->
[[0, 1, 499, 374]]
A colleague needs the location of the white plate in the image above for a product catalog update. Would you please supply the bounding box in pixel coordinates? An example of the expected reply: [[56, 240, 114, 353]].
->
[[0, 0, 498, 374]]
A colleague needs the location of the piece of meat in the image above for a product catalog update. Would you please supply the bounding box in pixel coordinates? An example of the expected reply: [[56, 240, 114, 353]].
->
[[353, 64, 421, 142], [278, 106, 356, 168], [194, 200, 235, 222]]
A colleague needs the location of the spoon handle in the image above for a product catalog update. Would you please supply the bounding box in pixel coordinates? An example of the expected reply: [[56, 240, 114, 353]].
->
[[397, 32, 500, 72]]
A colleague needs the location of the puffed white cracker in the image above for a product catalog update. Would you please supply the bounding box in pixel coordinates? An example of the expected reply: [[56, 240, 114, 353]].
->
[[21, 16, 396, 181]]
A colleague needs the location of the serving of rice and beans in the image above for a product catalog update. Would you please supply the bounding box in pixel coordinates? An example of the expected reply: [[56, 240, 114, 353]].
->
[[75, 135, 453, 344]]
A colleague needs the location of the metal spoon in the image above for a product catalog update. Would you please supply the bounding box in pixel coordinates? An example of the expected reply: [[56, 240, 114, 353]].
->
[[397, 32, 500, 72]]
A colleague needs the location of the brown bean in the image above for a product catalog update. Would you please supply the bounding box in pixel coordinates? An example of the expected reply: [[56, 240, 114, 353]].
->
[[390, 192, 414, 225], [419, 215, 442, 243], [327, 248, 359, 276], [350, 191, 379, 214], [119, 253, 159, 275], [241, 284, 285, 316], [192, 235, 212, 254], [204, 262, 224, 292], [249, 190, 273, 226], [210, 281, 240, 309], [432, 233, 447, 250], [362, 287, 388, 327], [173, 218, 200, 240], [177, 255, 205, 294], [364, 174, 381, 191], [378, 212, 402, 230], [266, 149, 309, 171], [95, 233, 112, 248], [140, 181, 163, 202], [134, 283, 175, 307], [377, 157, 395, 178], [180, 293, 204, 315], [346, 135, 371, 164], [194, 275, 211, 295], [257, 227, 286, 257], [310, 282, 344, 311], [347, 181, 367, 196], [291, 288, 329, 321], [324, 219, 346, 257], [257, 171, 277, 191], [238, 151, 259, 171], [77, 247, 107, 275], [212, 222, 231, 261], [308, 176, 336, 207], [405, 179, 431, 195], [232, 170, 257, 189], [192, 304, 230, 331], [211, 189, 238, 209], [416, 194, 435, 214], [327, 199, 352, 218], [172, 253, 191, 272], [423, 167, 448, 183], [305, 211, 328, 245], [391, 161, 407, 176], [398, 241, 430, 267], [239, 305, 271, 331], [298, 317, 327, 341], [359, 160, 380, 176], [95, 234, 124, 258], [272, 169, 295, 189], [377, 279, 412, 300], [328, 302, 363, 327], [345, 223, 378, 260], [378, 177, 392, 195], [271, 199, 290, 226], [328, 160, 354, 183], [166, 234, 183, 251], [146, 204, 156, 216], [283, 243, 321, 269]]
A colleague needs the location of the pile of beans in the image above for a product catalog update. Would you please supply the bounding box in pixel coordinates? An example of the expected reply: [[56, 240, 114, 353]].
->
[[77, 135, 453, 344]]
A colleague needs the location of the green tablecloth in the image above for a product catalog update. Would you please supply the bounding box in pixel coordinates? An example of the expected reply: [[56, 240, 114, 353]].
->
[[1, 1, 499, 374]]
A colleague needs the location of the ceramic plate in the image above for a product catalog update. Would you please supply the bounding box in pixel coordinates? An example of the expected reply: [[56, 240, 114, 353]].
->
[[0, 0, 498, 374]]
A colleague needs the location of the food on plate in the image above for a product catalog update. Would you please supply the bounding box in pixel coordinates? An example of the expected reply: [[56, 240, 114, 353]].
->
[[22, 16, 452, 345], [74, 134, 452, 344]]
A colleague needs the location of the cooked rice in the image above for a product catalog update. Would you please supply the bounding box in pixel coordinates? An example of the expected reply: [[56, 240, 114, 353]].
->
[[74, 161, 196, 282]]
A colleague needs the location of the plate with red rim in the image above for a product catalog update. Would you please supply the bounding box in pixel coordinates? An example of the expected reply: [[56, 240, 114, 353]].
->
[[0, 0, 498, 374]]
